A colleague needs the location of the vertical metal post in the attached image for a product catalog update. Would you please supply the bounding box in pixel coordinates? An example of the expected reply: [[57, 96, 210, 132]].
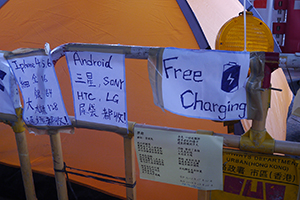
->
[[15, 131, 37, 200], [12, 107, 37, 200], [198, 190, 210, 200], [124, 135, 136, 200], [49, 130, 68, 200], [251, 89, 270, 132]]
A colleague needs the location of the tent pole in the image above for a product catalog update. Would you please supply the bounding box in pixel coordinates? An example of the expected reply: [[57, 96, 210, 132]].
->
[[15, 131, 37, 200], [69, 117, 300, 156], [49, 130, 68, 200], [251, 89, 269, 132], [11, 107, 37, 200], [124, 135, 136, 200]]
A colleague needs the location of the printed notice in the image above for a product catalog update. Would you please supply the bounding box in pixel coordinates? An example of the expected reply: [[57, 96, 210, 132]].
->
[[161, 48, 249, 121], [212, 150, 300, 200], [134, 127, 223, 190], [65, 51, 127, 129], [7, 53, 71, 127]]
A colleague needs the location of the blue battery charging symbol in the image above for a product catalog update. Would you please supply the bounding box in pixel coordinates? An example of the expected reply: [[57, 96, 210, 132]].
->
[[221, 62, 240, 93]]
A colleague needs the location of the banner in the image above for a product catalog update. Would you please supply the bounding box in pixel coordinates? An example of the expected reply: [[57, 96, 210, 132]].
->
[[149, 48, 250, 121], [134, 126, 223, 190], [65, 51, 127, 129], [6, 50, 71, 128], [211, 149, 300, 200]]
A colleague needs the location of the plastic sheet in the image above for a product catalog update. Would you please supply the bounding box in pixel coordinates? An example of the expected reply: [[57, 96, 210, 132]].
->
[[242, 53, 292, 141], [246, 52, 265, 120]]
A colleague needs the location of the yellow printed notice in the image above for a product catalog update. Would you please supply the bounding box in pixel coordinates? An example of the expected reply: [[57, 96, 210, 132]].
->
[[212, 149, 300, 200], [134, 127, 223, 190]]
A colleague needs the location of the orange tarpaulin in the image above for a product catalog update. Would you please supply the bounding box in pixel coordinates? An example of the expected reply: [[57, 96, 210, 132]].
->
[[0, 1, 227, 199], [0, 0, 292, 199]]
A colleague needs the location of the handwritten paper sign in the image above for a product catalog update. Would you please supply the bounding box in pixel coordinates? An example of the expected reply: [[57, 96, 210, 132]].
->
[[7, 51, 71, 127], [134, 127, 223, 190], [65, 51, 127, 128], [159, 48, 250, 121], [0, 53, 17, 116]]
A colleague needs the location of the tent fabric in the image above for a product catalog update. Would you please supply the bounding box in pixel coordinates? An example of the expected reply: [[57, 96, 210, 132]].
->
[[0, 1, 229, 200], [0, 0, 8, 9], [176, 0, 210, 49], [0, 0, 293, 199]]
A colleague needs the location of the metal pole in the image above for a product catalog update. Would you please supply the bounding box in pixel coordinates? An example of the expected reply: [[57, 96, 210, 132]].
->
[[11, 107, 37, 200], [15, 131, 37, 200], [123, 135, 136, 200], [49, 130, 68, 200]]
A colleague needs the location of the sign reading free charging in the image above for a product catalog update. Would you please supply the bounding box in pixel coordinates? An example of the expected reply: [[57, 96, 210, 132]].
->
[[161, 48, 250, 121]]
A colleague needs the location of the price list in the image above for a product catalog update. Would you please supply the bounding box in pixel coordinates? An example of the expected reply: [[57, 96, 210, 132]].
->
[[134, 127, 223, 190]]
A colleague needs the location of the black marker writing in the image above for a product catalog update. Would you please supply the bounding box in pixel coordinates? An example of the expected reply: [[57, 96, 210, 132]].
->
[[103, 76, 125, 90], [106, 92, 119, 104], [73, 52, 112, 69], [180, 89, 246, 120], [11, 59, 35, 73], [163, 57, 203, 82], [77, 91, 96, 101]]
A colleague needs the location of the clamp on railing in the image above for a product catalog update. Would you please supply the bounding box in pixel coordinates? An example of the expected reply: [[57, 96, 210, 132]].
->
[[240, 52, 279, 154], [127, 121, 136, 138], [240, 128, 275, 154]]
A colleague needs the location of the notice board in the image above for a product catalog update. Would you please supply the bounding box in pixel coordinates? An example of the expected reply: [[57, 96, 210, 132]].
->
[[212, 149, 300, 200]]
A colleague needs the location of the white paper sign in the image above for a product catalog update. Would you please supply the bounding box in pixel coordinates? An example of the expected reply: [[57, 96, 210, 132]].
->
[[0, 54, 16, 116], [162, 48, 250, 121], [7, 53, 71, 127], [65, 51, 127, 128], [134, 127, 223, 190]]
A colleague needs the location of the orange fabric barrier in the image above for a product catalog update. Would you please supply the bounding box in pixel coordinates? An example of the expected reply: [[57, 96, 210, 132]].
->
[[0, 1, 292, 199], [0, 1, 229, 199]]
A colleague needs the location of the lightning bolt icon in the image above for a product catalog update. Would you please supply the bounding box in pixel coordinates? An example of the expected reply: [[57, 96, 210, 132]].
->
[[227, 73, 234, 85]]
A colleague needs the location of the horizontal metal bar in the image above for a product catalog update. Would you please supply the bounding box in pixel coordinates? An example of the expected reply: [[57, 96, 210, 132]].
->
[[52, 43, 300, 70], [51, 43, 161, 62], [0, 113, 17, 122], [70, 117, 300, 156], [1, 111, 298, 156]]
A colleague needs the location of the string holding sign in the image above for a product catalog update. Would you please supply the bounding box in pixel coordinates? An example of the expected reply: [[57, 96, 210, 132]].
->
[[5, 48, 71, 131]]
